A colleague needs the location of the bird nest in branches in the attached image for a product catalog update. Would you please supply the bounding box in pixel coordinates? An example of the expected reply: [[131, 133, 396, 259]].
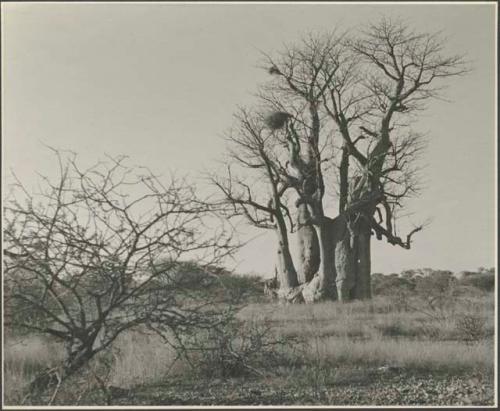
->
[[264, 111, 291, 130]]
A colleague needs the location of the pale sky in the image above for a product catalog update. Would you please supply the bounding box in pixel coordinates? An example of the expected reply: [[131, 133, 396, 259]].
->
[[2, 2, 497, 277]]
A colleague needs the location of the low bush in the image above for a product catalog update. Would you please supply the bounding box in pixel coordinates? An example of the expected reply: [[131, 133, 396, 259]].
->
[[459, 273, 495, 293], [185, 319, 300, 379], [372, 276, 415, 297], [455, 314, 486, 344]]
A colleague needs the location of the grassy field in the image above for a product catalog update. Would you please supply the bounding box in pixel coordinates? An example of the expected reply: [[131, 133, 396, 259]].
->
[[3, 272, 496, 406]]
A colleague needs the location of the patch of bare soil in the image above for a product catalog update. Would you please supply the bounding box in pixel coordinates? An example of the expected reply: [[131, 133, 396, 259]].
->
[[110, 369, 494, 406]]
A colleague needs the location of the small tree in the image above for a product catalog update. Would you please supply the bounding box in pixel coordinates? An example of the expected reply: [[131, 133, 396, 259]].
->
[[3, 150, 237, 396]]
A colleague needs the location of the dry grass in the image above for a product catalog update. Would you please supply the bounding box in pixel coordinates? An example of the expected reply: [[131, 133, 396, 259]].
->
[[108, 329, 185, 388], [300, 336, 494, 373], [3, 330, 183, 404], [239, 295, 494, 340], [3, 335, 65, 403], [237, 294, 495, 375], [3, 292, 495, 405]]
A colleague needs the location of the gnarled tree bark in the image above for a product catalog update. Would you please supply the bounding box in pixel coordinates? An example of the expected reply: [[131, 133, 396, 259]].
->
[[296, 204, 320, 284]]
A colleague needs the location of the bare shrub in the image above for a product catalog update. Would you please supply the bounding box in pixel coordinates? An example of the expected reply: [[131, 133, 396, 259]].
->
[[186, 319, 299, 379], [455, 314, 486, 344], [3, 149, 237, 403]]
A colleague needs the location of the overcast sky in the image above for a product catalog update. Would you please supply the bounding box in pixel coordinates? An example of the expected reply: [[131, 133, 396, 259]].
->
[[2, 2, 496, 276]]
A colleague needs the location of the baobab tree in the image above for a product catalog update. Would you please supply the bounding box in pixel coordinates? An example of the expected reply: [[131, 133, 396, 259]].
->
[[215, 18, 467, 302], [256, 32, 346, 301], [211, 109, 305, 302], [321, 19, 467, 299]]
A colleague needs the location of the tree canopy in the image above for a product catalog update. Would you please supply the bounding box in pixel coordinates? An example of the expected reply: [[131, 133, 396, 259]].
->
[[213, 18, 467, 302]]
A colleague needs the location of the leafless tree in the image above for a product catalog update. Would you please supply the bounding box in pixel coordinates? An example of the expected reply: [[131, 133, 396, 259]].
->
[[257, 32, 348, 301], [215, 18, 467, 302], [210, 109, 305, 301], [3, 149, 237, 398], [321, 18, 467, 299]]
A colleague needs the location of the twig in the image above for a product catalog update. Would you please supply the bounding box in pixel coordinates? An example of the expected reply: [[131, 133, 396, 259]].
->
[[47, 370, 62, 405]]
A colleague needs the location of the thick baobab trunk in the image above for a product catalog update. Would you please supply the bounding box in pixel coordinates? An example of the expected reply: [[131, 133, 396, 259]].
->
[[316, 218, 337, 297], [275, 242, 304, 303], [296, 203, 320, 284], [302, 217, 338, 303], [334, 215, 373, 302], [273, 213, 304, 303], [335, 239, 355, 301], [332, 169, 377, 301], [275, 228, 299, 290], [335, 225, 355, 301], [352, 220, 372, 299]]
